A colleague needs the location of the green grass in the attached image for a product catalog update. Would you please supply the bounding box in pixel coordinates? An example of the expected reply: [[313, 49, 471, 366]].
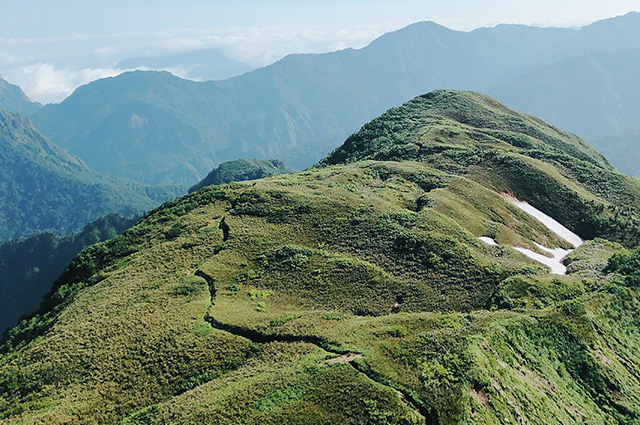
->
[[3, 157, 639, 424], [5, 91, 640, 424]]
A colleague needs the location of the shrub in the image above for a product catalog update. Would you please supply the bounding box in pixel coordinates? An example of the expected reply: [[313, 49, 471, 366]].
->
[[605, 248, 640, 287]]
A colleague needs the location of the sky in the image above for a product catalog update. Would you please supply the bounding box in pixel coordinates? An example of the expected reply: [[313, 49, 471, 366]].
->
[[1, 0, 638, 104]]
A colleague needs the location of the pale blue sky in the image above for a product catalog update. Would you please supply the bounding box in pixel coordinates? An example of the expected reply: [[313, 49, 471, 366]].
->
[[1, 0, 638, 103], [2, 0, 639, 36]]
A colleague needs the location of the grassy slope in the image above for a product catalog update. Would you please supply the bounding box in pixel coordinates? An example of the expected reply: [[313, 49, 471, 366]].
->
[[320, 90, 640, 247], [0, 213, 138, 333], [3, 91, 640, 424]]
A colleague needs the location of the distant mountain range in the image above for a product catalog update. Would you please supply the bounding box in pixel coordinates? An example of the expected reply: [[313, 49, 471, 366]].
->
[[590, 129, 640, 177], [117, 48, 254, 82], [26, 12, 640, 185], [487, 48, 640, 139], [0, 108, 181, 242]]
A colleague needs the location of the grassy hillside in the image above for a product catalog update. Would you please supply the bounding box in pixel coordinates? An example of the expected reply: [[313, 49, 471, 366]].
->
[[0, 108, 181, 242], [321, 90, 640, 247], [3, 91, 640, 424]]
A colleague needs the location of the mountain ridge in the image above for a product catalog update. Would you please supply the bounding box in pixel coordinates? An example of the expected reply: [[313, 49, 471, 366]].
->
[[488, 47, 640, 139], [4, 91, 640, 424], [320, 90, 640, 247], [0, 78, 41, 116], [32, 15, 640, 184], [320, 89, 611, 169], [0, 108, 181, 242]]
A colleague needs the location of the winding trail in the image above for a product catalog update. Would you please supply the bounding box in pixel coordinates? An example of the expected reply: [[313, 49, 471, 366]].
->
[[205, 314, 433, 422], [196, 209, 433, 422]]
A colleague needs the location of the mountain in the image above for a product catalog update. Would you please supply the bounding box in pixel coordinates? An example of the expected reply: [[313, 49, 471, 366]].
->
[[0, 213, 137, 334], [488, 48, 640, 139], [590, 129, 640, 177], [29, 19, 583, 185], [188, 158, 295, 193], [0, 108, 180, 242], [0, 78, 41, 116], [320, 90, 640, 245], [482, 13, 640, 173], [28, 14, 640, 186], [31, 71, 223, 185], [117, 48, 254, 82], [564, 11, 640, 53], [4, 91, 640, 424]]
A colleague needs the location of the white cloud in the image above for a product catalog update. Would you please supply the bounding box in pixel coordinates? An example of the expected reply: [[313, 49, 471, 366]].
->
[[1, 23, 396, 103], [3, 61, 208, 104], [178, 23, 394, 66], [0, 52, 16, 65], [160, 37, 207, 51], [3, 5, 635, 104], [4, 63, 136, 104], [14, 63, 78, 102]]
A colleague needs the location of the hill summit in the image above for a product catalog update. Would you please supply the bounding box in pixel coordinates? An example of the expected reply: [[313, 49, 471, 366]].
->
[[322, 90, 638, 246], [3, 91, 640, 424], [321, 90, 610, 169]]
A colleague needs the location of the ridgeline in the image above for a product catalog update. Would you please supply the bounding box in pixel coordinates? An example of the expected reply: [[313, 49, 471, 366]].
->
[[3, 91, 640, 424]]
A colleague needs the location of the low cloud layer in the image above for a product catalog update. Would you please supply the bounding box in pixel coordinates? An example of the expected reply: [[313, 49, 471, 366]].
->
[[3, 1, 637, 105], [2, 63, 194, 104], [0, 24, 392, 104], [4, 64, 120, 103]]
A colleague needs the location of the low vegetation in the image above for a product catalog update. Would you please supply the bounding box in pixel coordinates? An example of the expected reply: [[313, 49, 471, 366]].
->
[[3, 91, 640, 424], [0, 213, 137, 333]]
